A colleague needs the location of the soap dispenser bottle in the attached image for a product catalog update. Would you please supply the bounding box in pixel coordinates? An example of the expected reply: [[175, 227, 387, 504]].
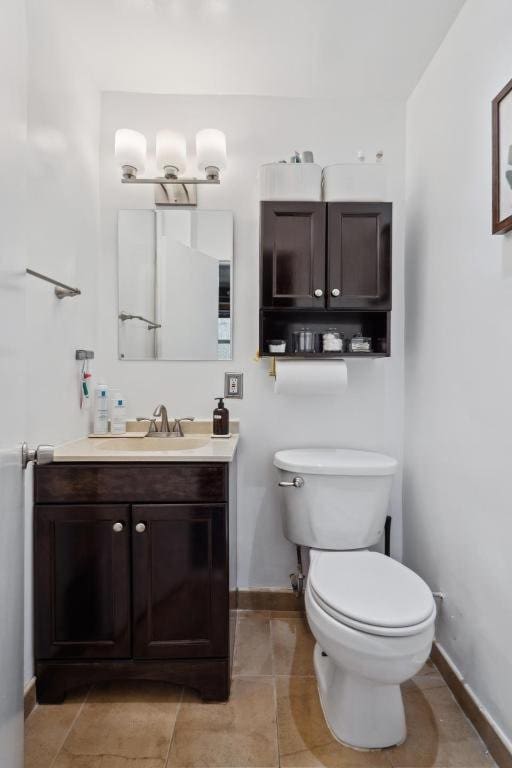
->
[[213, 397, 229, 436]]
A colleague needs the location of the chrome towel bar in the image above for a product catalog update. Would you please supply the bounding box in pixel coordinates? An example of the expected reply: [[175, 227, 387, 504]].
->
[[26, 268, 81, 299], [118, 312, 161, 330]]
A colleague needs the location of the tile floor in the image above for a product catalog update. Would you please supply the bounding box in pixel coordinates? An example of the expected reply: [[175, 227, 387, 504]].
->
[[25, 610, 496, 768]]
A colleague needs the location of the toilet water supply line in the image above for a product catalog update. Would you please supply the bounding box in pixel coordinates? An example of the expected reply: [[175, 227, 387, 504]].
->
[[290, 545, 305, 597]]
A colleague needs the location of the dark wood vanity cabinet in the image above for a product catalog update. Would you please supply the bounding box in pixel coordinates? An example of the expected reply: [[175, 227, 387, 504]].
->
[[132, 503, 228, 660], [35, 504, 132, 660], [34, 463, 234, 704], [259, 201, 392, 356]]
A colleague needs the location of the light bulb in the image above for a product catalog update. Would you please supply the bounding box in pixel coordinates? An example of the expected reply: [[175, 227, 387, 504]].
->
[[156, 130, 187, 178], [196, 129, 227, 180], [114, 129, 146, 179]]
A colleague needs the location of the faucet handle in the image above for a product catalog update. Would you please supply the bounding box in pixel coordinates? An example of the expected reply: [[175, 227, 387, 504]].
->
[[136, 417, 158, 434], [172, 417, 195, 437]]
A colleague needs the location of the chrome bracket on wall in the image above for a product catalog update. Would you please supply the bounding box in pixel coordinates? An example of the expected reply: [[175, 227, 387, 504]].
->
[[21, 443, 54, 470], [154, 182, 198, 206]]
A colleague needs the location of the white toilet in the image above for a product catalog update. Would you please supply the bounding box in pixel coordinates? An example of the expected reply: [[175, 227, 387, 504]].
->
[[274, 448, 436, 750]]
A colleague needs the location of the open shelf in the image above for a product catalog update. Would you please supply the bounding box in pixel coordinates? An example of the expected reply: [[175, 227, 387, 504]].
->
[[259, 352, 389, 359], [259, 309, 390, 358]]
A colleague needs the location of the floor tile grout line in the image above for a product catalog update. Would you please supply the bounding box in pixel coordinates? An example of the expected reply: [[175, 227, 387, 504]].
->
[[163, 685, 185, 768], [232, 609, 241, 674], [269, 617, 282, 768], [269, 615, 277, 679], [232, 672, 316, 678], [48, 685, 92, 768]]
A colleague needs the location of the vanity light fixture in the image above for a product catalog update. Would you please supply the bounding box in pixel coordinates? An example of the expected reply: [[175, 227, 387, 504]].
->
[[114, 127, 227, 186]]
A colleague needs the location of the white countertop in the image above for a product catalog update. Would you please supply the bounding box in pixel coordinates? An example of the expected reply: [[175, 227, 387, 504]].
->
[[53, 419, 239, 463]]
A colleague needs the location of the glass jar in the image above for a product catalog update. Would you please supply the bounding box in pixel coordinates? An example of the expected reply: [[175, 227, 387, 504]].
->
[[322, 329, 344, 353], [293, 328, 315, 353], [349, 334, 372, 352]]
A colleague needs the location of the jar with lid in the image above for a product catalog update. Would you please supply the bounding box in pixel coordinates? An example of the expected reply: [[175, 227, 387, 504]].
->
[[322, 329, 344, 353], [349, 334, 372, 352], [293, 328, 315, 353]]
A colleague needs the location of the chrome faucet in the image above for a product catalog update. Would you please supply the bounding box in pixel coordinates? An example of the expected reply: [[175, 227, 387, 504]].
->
[[136, 407, 194, 437], [136, 404, 172, 437], [153, 404, 171, 433]]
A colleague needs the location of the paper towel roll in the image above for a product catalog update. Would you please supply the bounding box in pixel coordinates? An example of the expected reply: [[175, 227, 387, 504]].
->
[[274, 360, 348, 396]]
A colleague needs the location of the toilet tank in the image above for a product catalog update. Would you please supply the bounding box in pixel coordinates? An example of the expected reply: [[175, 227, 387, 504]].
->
[[274, 449, 397, 550]]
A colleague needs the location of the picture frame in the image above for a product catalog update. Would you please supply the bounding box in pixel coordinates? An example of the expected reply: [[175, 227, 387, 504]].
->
[[492, 77, 512, 234]]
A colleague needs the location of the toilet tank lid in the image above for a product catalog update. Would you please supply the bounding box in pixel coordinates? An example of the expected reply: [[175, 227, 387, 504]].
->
[[273, 448, 398, 476]]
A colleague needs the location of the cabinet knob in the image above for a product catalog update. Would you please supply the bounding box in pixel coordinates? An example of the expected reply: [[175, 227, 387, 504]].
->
[[331, 288, 341, 297], [135, 522, 146, 533], [314, 289, 323, 297], [112, 521, 124, 533]]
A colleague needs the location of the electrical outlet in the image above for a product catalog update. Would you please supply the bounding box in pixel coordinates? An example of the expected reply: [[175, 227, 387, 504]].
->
[[224, 372, 243, 399]]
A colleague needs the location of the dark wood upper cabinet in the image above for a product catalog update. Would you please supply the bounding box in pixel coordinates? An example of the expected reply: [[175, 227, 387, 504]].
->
[[259, 201, 392, 357], [35, 504, 131, 660], [261, 201, 326, 308], [327, 203, 391, 309], [132, 504, 228, 660]]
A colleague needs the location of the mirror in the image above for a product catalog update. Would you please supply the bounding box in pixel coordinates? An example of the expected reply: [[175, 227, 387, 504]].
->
[[118, 209, 233, 360]]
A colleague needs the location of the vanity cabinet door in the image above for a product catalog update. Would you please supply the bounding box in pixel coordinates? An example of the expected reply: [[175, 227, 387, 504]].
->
[[132, 504, 228, 659], [261, 202, 326, 308], [34, 505, 131, 660], [327, 202, 392, 309]]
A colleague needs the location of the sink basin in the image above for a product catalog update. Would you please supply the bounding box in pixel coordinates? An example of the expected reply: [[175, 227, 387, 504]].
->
[[97, 436, 210, 452]]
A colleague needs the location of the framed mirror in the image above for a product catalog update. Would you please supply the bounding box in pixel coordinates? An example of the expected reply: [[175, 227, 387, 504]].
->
[[118, 209, 233, 360], [492, 77, 512, 234]]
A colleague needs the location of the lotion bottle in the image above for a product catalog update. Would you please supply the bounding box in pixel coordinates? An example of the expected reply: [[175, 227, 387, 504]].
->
[[93, 383, 110, 434], [111, 394, 127, 435]]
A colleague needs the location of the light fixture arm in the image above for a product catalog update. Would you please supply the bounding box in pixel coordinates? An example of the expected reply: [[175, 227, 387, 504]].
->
[[121, 175, 220, 185]]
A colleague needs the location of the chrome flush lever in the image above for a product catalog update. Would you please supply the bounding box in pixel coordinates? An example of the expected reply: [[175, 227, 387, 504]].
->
[[278, 476, 305, 488]]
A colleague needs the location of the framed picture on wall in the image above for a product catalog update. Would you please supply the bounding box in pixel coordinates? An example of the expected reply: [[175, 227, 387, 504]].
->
[[492, 77, 512, 234]]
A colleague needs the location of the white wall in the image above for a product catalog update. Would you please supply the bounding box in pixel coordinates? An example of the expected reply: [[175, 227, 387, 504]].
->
[[99, 93, 406, 588], [22, 0, 101, 685], [405, 0, 512, 744], [0, 0, 27, 762]]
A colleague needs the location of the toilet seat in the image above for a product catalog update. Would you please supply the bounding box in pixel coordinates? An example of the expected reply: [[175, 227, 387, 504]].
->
[[309, 550, 436, 638]]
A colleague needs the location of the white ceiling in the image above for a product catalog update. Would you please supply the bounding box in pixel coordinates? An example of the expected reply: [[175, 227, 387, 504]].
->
[[57, 0, 465, 100]]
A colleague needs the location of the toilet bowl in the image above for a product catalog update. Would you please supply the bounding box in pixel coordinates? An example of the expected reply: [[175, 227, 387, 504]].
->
[[274, 448, 436, 750], [306, 549, 436, 749]]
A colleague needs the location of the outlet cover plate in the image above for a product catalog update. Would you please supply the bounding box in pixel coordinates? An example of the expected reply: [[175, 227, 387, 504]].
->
[[224, 372, 243, 399]]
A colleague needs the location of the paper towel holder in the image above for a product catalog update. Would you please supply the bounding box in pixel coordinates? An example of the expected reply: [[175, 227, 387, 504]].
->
[[253, 348, 277, 377], [266, 355, 347, 378]]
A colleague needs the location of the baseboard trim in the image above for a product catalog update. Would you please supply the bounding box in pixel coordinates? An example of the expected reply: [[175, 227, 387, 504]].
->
[[431, 643, 512, 768], [236, 588, 304, 612], [24, 677, 36, 720]]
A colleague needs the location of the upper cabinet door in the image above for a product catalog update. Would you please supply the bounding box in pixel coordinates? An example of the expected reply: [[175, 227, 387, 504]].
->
[[132, 504, 228, 660], [327, 203, 392, 309], [34, 505, 131, 660], [261, 202, 326, 308]]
